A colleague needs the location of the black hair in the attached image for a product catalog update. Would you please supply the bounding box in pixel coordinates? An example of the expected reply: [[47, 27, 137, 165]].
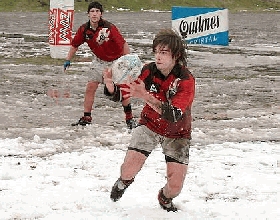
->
[[87, 1, 103, 13]]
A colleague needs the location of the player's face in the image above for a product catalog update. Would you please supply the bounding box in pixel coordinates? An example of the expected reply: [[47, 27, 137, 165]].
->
[[88, 8, 102, 25], [154, 45, 176, 76]]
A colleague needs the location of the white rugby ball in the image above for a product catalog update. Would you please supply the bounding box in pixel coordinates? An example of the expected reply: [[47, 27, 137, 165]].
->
[[112, 54, 142, 84]]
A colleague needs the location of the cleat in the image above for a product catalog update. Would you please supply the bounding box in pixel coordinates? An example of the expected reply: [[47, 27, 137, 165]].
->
[[158, 188, 178, 212], [71, 116, 92, 126], [110, 178, 134, 202], [126, 118, 138, 130]]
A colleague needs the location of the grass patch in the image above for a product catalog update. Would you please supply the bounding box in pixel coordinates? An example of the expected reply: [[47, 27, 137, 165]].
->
[[0, 0, 279, 12], [1, 55, 91, 67], [2, 55, 63, 66]]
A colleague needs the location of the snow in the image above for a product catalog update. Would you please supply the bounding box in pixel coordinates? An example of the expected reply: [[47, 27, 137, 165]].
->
[[0, 11, 279, 219], [0, 126, 279, 219]]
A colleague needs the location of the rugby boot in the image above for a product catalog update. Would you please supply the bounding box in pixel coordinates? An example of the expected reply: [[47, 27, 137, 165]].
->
[[158, 188, 178, 212], [110, 178, 134, 202], [71, 116, 92, 126], [126, 118, 138, 130]]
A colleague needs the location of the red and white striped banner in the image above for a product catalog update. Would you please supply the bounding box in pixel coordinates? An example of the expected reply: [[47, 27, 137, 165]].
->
[[49, 8, 74, 46], [48, 0, 74, 58]]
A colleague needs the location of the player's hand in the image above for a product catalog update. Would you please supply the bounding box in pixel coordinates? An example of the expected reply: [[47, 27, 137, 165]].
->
[[103, 68, 115, 94], [103, 68, 113, 84], [121, 78, 146, 99], [63, 60, 71, 71]]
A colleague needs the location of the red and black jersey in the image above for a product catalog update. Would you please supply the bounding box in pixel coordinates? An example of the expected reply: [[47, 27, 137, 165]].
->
[[71, 19, 126, 62], [138, 62, 195, 139]]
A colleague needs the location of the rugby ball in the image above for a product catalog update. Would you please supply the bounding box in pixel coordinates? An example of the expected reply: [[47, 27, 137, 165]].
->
[[112, 54, 142, 84]]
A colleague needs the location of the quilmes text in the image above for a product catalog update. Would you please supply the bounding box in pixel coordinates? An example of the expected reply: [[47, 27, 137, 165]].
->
[[179, 14, 220, 38]]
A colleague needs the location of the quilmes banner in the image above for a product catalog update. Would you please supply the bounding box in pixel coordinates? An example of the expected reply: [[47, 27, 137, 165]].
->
[[172, 7, 229, 46], [49, 0, 74, 58]]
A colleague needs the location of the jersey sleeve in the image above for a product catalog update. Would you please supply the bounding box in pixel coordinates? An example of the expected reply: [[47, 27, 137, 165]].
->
[[109, 25, 126, 54], [161, 76, 195, 122], [71, 25, 86, 48], [171, 76, 195, 113]]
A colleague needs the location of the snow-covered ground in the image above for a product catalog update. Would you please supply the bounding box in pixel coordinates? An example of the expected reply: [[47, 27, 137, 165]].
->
[[0, 11, 279, 219], [0, 133, 279, 219]]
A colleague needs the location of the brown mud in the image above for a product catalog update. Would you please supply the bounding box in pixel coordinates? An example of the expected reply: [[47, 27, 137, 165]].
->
[[0, 12, 279, 146]]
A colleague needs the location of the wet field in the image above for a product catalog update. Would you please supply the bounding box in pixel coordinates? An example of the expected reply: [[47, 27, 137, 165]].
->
[[0, 11, 279, 146]]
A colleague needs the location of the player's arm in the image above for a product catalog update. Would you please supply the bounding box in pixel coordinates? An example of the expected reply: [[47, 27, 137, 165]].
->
[[121, 78, 162, 114], [64, 25, 85, 70], [111, 25, 129, 56], [139, 91, 183, 122], [122, 42, 130, 55], [63, 46, 78, 71], [103, 68, 122, 102], [103, 68, 115, 93], [121, 77, 195, 122], [161, 78, 195, 122], [66, 46, 78, 61]]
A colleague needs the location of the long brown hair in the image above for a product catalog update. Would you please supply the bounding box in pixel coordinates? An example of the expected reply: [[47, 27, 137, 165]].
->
[[152, 29, 187, 66]]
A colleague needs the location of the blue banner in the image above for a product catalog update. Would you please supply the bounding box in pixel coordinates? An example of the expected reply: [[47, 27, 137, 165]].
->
[[172, 7, 229, 46]]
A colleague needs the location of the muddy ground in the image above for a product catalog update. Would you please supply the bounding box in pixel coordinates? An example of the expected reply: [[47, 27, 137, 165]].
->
[[0, 11, 279, 146]]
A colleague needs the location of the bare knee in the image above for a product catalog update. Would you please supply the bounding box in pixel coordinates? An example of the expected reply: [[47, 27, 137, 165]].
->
[[121, 149, 148, 180]]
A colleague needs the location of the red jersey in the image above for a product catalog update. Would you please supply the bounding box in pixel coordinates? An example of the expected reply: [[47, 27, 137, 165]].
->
[[139, 63, 195, 139], [71, 19, 126, 62]]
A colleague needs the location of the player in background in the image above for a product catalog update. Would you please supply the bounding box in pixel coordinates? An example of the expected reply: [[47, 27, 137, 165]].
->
[[64, 1, 137, 129]]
